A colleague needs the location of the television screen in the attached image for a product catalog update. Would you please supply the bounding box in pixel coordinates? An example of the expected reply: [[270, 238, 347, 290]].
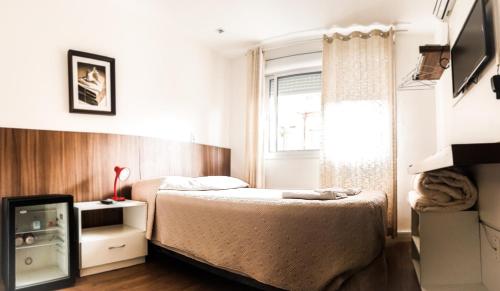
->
[[451, 0, 492, 97]]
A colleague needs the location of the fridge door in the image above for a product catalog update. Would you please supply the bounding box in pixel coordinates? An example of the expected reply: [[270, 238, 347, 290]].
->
[[14, 202, 70, 289]]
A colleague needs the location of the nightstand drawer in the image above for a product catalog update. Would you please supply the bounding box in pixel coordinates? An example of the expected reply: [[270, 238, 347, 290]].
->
[[81, 232, 147, 268]]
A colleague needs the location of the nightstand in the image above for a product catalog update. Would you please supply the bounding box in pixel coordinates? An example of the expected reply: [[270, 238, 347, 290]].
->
[[74, 200, 147, 277]]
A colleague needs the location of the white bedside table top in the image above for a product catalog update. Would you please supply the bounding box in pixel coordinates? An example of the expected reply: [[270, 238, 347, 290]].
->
[[74, 200, 146, 211]]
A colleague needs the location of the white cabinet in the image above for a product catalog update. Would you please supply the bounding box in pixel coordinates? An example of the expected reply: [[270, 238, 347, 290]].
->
[[411, 208, 487, 291], [74, 200, 147, 277]]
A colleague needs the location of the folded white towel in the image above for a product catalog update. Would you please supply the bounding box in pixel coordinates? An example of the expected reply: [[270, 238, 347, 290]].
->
[[315, 187, 362, 196], [282, 190, 349, 200]]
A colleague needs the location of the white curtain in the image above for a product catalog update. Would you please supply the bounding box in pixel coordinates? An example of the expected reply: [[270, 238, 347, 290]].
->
[[321, 29, 397, 236], [244, 47, 265, 188]]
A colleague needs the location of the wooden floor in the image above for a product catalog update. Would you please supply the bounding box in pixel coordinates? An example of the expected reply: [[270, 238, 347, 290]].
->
[[386, 239, 420, 291], [0, 240, 420, 291]]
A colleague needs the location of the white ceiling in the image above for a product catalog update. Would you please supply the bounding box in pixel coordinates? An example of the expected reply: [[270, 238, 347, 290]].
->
[[161, 0, 439, 57]]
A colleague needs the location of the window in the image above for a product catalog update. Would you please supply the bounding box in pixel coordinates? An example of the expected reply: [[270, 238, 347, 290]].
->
[[267, 71, 322, 152]]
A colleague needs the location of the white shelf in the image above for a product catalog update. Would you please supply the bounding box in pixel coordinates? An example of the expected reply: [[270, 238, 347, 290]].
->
[[81, 225, 144, 243], [412, 259, 421, 284], [16, 265, 68, 288], [408, 143, 500, 174], [422, 283, 488, 291], [16, 237, 63, 250], [408, 145, 454, 174], [16, 226, 62, 235], [18, 208, 57, 214], [412, 235, 421, 253], [411, 209, 482, 288], [75, 200, 146, 211]]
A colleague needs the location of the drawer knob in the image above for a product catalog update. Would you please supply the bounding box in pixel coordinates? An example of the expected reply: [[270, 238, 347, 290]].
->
[[108, 244, 126, 250]]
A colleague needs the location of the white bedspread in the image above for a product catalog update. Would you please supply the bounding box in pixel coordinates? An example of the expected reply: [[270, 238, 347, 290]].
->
[[132, 179, 387, 291]]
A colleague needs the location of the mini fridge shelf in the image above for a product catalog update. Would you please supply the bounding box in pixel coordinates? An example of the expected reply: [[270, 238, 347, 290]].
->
[[16, 266, 68, 289], [16, 226, 63, 235], [16, 237, 64, 250], [17, 208, 57, 214]]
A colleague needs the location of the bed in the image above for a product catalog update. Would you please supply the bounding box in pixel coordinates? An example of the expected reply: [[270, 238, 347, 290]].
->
[[132, 177, 388, 291]]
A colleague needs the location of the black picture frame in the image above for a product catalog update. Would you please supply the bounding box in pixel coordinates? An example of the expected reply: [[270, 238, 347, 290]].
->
[[68, 50, 116, 115]]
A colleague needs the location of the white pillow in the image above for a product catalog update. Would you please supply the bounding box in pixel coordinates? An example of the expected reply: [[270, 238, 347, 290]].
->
[[159, 176, 249, 191]]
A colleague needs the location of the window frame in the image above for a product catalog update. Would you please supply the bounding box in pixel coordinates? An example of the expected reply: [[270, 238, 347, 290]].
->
[[265, 67, 322, 160]]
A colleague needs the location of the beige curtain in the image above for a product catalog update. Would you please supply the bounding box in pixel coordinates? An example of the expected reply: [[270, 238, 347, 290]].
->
[[244, 47, 265, 188], [321, 29, 397, 236]]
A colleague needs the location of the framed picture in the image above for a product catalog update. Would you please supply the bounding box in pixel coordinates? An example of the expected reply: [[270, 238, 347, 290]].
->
[[68, 50, 116, 115]]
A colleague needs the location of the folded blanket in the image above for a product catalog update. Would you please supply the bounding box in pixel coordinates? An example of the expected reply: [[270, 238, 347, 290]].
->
[[410, 169, 477, 212]]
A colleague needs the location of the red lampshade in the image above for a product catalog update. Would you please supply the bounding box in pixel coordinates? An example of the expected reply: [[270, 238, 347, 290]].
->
[[113, 166, 130, 201]]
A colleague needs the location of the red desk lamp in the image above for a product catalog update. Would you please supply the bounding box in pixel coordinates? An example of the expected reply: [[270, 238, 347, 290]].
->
[[113, 166, 130, 201]]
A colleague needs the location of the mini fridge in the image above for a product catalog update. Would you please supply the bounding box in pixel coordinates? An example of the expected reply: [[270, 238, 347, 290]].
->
[[1, 195, 77, 291]]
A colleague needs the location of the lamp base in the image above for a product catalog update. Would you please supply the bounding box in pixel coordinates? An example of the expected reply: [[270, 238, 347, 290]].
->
[[112, 196, 126, 201]]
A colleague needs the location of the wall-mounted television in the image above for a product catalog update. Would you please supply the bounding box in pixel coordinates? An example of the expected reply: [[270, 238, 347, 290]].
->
[[451, 0, 493, 97]]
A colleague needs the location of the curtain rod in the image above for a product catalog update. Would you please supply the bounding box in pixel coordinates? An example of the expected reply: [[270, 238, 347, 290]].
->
[[260, 28, 407, 52], [266, 51, 323, 62]]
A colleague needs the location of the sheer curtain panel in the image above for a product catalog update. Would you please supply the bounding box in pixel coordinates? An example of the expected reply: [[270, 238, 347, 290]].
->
[[244, 47, 265, 188], [321, 30, 397, 236]]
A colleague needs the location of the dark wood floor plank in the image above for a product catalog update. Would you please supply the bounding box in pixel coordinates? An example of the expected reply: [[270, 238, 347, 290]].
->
[[59, 240, 419, 291], [0, 240, 420, 291], [386, 239, 421, 291]]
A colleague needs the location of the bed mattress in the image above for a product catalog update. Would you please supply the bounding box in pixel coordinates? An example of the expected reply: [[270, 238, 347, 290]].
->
[[132, 180, 387, 291]]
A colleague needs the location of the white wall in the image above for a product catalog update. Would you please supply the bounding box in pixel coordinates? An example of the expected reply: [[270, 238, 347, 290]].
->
[[435, 0, 500, 289], [436, 0, 500, 146], [0, 0, 231, 148], [396, 33, 437, 232], [264, 157, 320, 189], [228, 56, 247, 180]]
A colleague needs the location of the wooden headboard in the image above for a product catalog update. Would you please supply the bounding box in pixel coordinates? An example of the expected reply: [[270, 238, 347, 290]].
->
[[0, 127, 230, 201]]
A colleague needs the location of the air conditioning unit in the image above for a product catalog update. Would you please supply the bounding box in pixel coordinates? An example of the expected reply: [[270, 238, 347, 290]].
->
[[433, 0, 456, 20]]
